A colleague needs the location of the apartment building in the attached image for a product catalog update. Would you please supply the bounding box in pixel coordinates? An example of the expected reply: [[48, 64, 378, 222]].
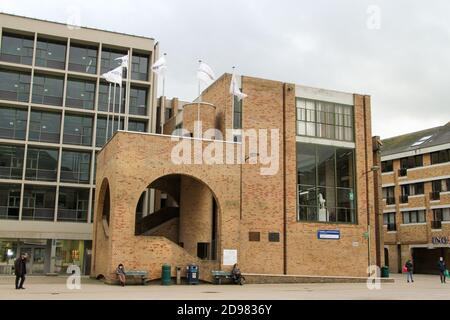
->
[[381, 122, 450, 274], [0, 13, 158, 275]]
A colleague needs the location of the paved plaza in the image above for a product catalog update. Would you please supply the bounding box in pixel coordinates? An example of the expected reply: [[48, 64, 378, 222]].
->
[[0, 274, 449, 300]]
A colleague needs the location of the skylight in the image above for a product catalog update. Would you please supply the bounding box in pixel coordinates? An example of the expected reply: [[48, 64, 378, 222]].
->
[[411, 135, 433, 147]]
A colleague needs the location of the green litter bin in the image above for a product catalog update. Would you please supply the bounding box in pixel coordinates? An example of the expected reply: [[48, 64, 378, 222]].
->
[[381, 266, 390, 278], [162, 264, 172, 285]]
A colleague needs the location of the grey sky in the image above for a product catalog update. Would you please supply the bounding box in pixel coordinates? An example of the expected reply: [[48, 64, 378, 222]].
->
[[1, 0, 449, 139]]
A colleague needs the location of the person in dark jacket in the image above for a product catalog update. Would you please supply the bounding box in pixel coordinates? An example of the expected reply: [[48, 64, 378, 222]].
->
[[14, 253, 28, 289], [405, 259, 414, 283], [438, 257, 447, 284], [116, 264, 126, 287]]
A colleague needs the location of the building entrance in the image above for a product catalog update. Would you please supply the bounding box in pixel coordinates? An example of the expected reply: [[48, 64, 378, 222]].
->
[[412, 247, 450, 274]]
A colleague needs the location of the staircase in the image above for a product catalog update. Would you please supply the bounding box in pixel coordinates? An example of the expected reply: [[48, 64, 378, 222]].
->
[[135, 206, 179, 235]]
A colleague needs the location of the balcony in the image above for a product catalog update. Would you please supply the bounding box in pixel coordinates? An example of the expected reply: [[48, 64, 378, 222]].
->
[[21, 208, 54, 221], [385, 197, 396, 205], [399, 195, 409, 204], [430, 191, 441, 201], [57, 209, 88, 223], [431, 220, 442, 230], [398, 168, 407, 177], [0, 206, 19, 220], [386, 223, 397, 231]]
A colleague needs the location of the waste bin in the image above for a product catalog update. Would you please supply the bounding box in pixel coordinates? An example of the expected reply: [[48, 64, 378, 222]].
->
[[176, 266, 182, 285], [381, 266, 390, 278], [162, 264, 172, 285], [186, 264, 199, 285]]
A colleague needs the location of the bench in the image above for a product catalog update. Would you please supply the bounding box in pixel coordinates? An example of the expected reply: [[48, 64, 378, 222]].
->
[[211, 270, 233, 284], [113, 270, 149, 285]]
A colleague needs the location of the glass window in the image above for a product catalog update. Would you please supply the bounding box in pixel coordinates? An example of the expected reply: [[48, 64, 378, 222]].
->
[[381, 160, 393, 173], [131, 54, 149, 81], [0, 33, 34, 65], [0, 145, 24, 180], [0, 183, 21, 220], [95, 117, 124, 147], [29, 110, 61, 143], [431, 150, 450, 165], [402, 210, 426, 224], [68, 43, 97, 74], [129, 86, 148, 116], [25, 147, 58, 182], [100, 48, 127, 77], [383, 213, 396, 231], [128, 120, 146, 133], [32, 74, 64, 106], [22, 185, 56, 221], [233, 95, 242, 130], [400, 155, 423, 169], [35, 38, 66, 70], [0, 69, 31, 102], [98, 82, 125, 113], [57, 187, 89, 222], [63, 114, 93, 146], [66, 78, 96, 110], [297, 142, 356, 224], [0, 106, 27, 140], [60, 151, 91, 184]]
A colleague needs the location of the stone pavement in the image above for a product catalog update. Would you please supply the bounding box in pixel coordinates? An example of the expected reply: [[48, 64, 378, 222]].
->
[[0, 274, 449, 300]]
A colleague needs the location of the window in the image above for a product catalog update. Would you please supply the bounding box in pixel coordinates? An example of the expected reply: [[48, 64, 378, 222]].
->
[[249, 232, 260, 242], [0, 32, 34, 65], [57, 187, 89, 222], [63, 114, 93, 146], [233, 95, 242, 129], [383, 187, 395, 205], [0, 69, 31, 102], [129, 86, 148, 116], [297, 143, 356, 223], [128, 120, 146, 133], [25, 147, 59, 182], [296, 98, 354, 142], [0, 107, 27, 140], [381, 160, 393, 173], [431, 149, 450, 165], [268, 232, 280, 242], [0, 183, 21, 220], [402, 210, 426, 224], [400, 155, 423, 169], [101, 48, 127, 77], [131, 54, 149, 81], [66, 78, 96, 110], [22, 185, 56, 221], [404, 183, 424, 196], [383, 212, 396, 231], [68, 43, 97, 74], [29, 110, 61, 143], [433, 208, 450, 222], [0, 145, 24, 179], [35, 38, 66, 70], [32, 74, 64, 106], [60, 151, 91, 184], [95, 117, 124, 147], [98, 82, 125, 113]]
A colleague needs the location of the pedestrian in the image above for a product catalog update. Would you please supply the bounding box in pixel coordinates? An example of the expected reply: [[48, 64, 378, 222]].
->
[[438, 257, 446, 284], [14, 253, 27, 290], [405, 259, 414, 283], [116, 263, 126, 287]]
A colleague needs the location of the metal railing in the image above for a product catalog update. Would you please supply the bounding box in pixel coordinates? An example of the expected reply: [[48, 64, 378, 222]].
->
[[0, 206, 19, 220], [57, 209, 88, 223], [386, 223, 396, 231], [25, 169, 57, 182], [399, 195, 409, 204], [21, 208, 54, 221], [385, 197, 396, 205], [431, 220, 442, 229], [430, 191, 441, 201], [0, 166, 23, 180]]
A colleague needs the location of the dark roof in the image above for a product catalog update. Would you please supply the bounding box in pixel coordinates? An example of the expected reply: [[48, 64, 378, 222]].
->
[[381, 122, 450, 157]]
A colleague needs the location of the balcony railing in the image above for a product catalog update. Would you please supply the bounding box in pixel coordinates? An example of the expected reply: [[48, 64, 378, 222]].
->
[[431, 220, 442, 229], [398, 168, 408, 177], [0, 206, 19, 220], [385, 197, 396, 205], [0, 166, 23, 180], [22, 208, 54, 221], [399, 195, 409, 204], [386, 223, 397, 231], [57, 209, 88, 223], [25, 169, 57, 182], [430, 191, 441, 201]]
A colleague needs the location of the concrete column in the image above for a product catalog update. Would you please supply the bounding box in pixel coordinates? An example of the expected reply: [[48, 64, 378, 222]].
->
[[48, 239, 57, 274]]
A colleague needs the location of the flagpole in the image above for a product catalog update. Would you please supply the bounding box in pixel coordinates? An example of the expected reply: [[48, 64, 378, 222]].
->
[[112, 83, 117, 138], [105, 83, 112, 142], [118, 84, 122, 131], [161, 53, 167, 133], [197, 60, 202, 138], [231, 66, 235, 132]]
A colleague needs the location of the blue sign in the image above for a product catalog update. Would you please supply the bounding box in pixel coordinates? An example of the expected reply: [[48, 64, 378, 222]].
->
[[317, 230, 340, 240]]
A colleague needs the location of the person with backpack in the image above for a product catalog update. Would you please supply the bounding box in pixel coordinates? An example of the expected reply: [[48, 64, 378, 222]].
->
[[438, 257, 447, 284], [404, 259, 414, 283]]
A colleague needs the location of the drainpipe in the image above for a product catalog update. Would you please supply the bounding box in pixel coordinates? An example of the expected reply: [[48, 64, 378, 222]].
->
[[363, 96, 372, 271], [282, 83, 288, 275]]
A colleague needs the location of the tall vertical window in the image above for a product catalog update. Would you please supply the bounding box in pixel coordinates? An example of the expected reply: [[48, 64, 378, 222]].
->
[[29, 110, 61, 143], [98, 82, 125, 113], [382, 186, 395, 205], [35, 38, 66, 70], [0, 106, 27, 140], [0, 32, 34, 65], [384, 212, 396, 231], [233, 96, 242, 129], [60, 151, 91, 184], [0, 183, 21, 220], [95, 117, 124, 147], [63, 114, 93, 146], [131, 54, 149, 81], [68, 43, 98, 74], [57, 187, 90, 222], [0, 69, 31, 102], [32, 74, 64, 106], [381, 160, 393, 173], [66, 78, 96, 110], [296, 98, 354, 142], [25, 147, 59, 182], [297, 142, 356, 223], [101, 48, 127, 77], [129, 86, 148, 115], [22, 185, 56, 221], [0, 145, 24, 180]]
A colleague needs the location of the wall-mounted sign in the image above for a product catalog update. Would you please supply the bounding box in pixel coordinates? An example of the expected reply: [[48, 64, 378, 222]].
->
[[317, 230, 340, 240], [223, 249, 238, 266], [432, 236, 450, 245]]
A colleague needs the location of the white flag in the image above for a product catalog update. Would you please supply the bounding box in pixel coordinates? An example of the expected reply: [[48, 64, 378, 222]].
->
[[152, 55, 167, 76], [230, 73, 247, 100], [115, 55, 129, 68], [197, 61, 216, 85], [102, 66, 123, 86]]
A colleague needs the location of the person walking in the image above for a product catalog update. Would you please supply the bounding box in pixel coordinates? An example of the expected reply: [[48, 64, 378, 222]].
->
[[116, 264, 126, 287], [14, 253, 27, 290], [438, 257, 447, 284], [405, 259, 414, 283]]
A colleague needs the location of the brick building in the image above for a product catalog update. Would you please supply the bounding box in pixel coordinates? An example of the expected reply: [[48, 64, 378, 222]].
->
[[381, 123, 450, 274], [92, 74, 384, 282]]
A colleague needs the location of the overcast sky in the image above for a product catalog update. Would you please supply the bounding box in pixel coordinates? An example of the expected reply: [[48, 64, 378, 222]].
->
[[1, 0, 449, 139]]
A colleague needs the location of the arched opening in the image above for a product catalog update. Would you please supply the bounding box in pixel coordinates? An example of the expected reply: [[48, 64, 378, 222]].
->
[[102, 184, 110, 225], [134, 174, 219, 261]]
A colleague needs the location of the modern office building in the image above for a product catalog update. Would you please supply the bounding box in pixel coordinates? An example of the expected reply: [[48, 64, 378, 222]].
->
[[0, 13, 158, 275], [92, 73, 384, 282], [381, 122, 450, 274]]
